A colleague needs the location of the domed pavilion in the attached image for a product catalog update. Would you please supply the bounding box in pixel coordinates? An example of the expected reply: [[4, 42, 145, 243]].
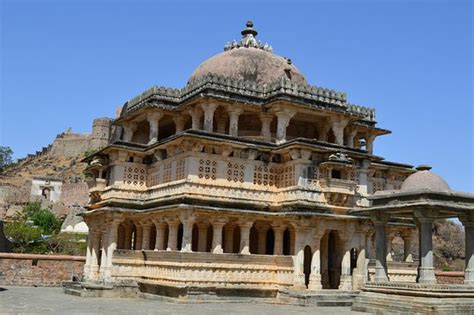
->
[[74, 22, 474, 310]]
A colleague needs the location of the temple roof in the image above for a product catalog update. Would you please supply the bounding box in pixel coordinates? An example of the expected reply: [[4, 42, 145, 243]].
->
[[189, 21, 307, 86], [400, 165, 450, 193]]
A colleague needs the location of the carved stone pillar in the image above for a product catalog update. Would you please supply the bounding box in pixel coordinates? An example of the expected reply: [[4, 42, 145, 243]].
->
[[366, 134, 376, 154], [417, 216, 436, 284], [273, 225, 285, 256], [224, 225, 235, 253], [181, 217, 195, 252], [239, 222, 253, 255], [202, 104, 218, 132], [228, 108, 242, 137], [339, 237, 353, 290], [153, 221, 167, 251], [173, 116, 185, 134], [463, 220, 474, 285], [402, 232, 414, 263], [260, 113, 273, 141], [141, 222, 152, 250], [134, 224, 143, 250], [374, 219, 389, 282], [292, 229, 307, 289], [308, 233, 324, 290], [197, 223, 209, 252], [275, 109, 296, 144], [353, 237, 368, 290], [148, 112, 163, 144], [122, 122, 137, 142], [347, 128, 358, 148], [166, 220, 179, 251], [98, 230, 108, 279], [85, 230, 101, 280], [331, 117, 349, 146], [104, 218, 121, 281], [187, 107, 203, 130], [211, 219, 227, 254], [84, 231, 93, 276]]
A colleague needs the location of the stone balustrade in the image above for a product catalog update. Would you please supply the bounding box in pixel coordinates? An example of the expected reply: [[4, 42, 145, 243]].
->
[[91, 152, 365, 208], [111, 250, 294, 289]]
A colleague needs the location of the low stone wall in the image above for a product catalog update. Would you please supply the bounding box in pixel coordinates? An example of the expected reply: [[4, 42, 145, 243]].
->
[[0, 253, 85, 287], [436, 271, 464, 284], [368, 261, 418, 283], [112, 250, 294, 290]]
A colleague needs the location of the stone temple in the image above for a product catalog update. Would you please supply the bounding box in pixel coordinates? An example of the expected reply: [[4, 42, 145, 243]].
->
[[72, 22, 474, 313]]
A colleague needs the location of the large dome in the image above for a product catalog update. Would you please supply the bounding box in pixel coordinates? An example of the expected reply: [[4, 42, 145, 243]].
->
[[188, 21, 308, 86], [400, 165, 450, 192]]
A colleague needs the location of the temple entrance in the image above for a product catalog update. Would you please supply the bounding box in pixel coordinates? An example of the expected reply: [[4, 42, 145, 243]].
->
[[327, 230, 341, 289], [304, 245, 312, 288]]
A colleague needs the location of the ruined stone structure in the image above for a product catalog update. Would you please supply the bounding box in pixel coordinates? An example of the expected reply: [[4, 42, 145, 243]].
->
[[50, 118, 113, 158], [73, 22, 474, 310], [31, 177, 63, 203]]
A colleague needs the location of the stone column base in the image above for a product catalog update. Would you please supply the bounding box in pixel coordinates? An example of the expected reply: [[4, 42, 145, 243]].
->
[[417, 267, 436, 284], [293, 273, 306, 290], [464, 269, 474, 285], [338, 274, 352, 290], [352, 274, 366, 290], [83, 264, 91, 277], [308, 273, 322, 290], [87, 265, 100, 281], [374, 266, 389, 282]]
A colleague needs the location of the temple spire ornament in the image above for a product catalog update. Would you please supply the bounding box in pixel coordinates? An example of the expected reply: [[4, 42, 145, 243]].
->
[[224, 21, 272, 52]]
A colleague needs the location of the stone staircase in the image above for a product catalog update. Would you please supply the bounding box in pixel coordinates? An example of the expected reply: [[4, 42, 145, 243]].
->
[[63, 281, 137, 298], [277, 289, 359, 307], [64, 280, 359, 306]]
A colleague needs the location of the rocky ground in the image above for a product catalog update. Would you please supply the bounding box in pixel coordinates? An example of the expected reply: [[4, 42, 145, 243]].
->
[[0, 286, 361, 315]]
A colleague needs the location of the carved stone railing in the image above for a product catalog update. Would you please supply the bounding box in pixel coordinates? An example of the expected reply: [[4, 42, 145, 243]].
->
[[97, 181, 325, 208], [368, 262, 417, 283], [112, 250, 294, 289], [123, 75, 375, 122], [318, 178, 357, 193]]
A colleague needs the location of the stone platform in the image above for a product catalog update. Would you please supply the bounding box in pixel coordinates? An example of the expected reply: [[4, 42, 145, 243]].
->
[[64, 280, 357, 306], [351, 282, 474, 314]]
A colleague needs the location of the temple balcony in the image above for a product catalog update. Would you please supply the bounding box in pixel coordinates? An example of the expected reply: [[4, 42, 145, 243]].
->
[[85, 149, 372, 211]]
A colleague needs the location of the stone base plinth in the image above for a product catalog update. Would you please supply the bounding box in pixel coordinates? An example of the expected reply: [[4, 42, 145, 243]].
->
[[352, 282, 474, 314]]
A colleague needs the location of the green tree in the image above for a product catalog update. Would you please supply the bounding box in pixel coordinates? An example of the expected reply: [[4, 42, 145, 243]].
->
[[23, 202, 62, 235], [0, 146, 13, 169], [4, 213, 43, 253]]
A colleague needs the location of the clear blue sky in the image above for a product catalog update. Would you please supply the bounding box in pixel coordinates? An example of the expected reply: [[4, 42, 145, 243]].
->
[[1, 0, 472, 192]]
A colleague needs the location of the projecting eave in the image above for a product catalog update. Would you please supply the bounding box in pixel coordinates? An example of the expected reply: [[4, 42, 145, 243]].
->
[[350, 189, 474, 219], [91, 129, 389, 161], [83, 203, 367, 221]]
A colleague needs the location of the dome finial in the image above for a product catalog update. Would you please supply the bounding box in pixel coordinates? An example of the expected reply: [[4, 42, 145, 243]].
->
[[223, 21, 272, 52], [241, 20, 258, 37]]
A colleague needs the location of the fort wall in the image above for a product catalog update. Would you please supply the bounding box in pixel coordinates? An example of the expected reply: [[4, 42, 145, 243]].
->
[[0, 253, 85, 286]]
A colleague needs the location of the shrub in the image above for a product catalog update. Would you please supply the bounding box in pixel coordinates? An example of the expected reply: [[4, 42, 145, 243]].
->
[[4, 220, 42, 253]]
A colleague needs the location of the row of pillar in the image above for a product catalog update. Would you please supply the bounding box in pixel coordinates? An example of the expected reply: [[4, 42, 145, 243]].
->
[[121, 106, 377, 150], [119, 219, 292, 255], [84, 217, 296, 282], [373, 216, 474, 285]]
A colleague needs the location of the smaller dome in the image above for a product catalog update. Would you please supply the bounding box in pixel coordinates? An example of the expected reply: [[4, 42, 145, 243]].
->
[[400, 165, 450, 192]]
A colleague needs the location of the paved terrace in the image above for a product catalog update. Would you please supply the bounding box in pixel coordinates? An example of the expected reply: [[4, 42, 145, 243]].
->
[[0, 286, 362, 315]]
